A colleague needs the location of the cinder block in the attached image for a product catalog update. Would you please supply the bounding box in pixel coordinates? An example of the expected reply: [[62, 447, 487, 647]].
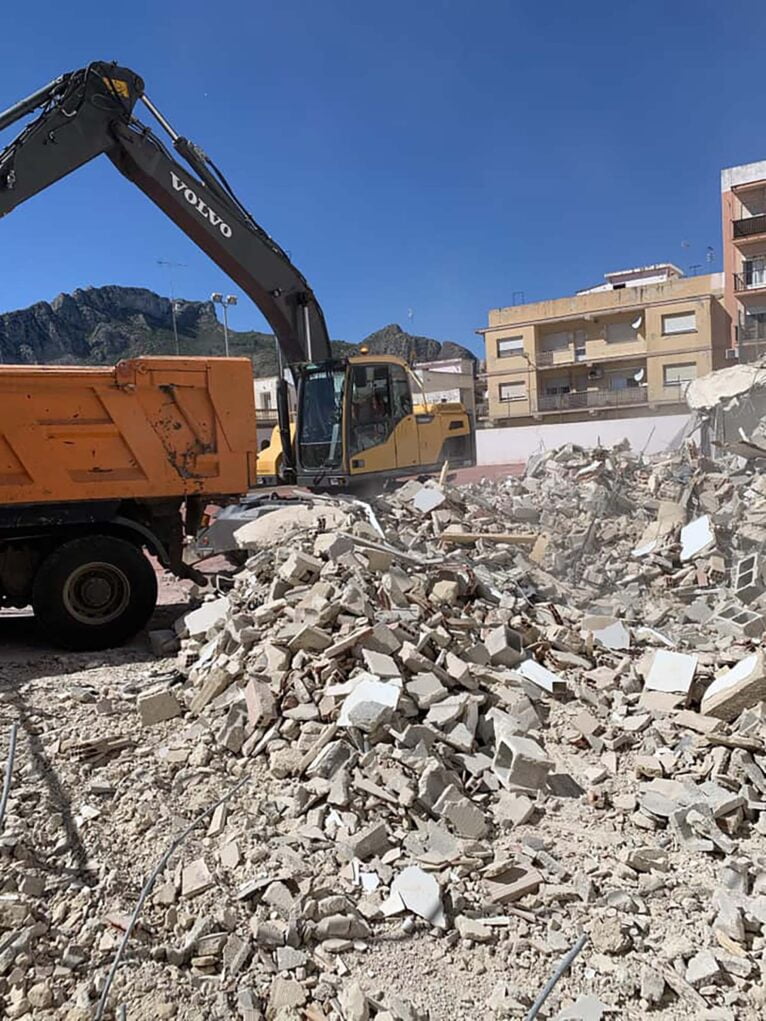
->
[[278, 551, 322, 585], [734, 553, 764, 605], [712, 603, 764, 639], [484, 625, 524, 668], [493, 733, 553, 791]]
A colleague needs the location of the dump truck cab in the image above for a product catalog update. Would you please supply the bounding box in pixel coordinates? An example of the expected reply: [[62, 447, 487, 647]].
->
[[292, 354, 474, 488]]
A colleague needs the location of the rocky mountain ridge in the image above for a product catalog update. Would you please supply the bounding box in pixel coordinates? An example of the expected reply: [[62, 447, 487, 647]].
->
[[0, 286, 475, 375]]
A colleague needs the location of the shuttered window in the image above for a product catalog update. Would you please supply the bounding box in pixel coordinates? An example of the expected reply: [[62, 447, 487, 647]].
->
[[662, 311, 696, 335], [663, 362, 697, 386], [499, 381, 525, 402], [497, 336, 524, 358]]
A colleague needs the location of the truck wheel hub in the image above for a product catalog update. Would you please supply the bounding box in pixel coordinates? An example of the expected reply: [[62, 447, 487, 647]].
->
[[63, 562, 131, 625]]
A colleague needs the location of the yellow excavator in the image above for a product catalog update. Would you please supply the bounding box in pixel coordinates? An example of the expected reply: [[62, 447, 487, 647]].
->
[[257, 352, 474, 488], [0, 61, 475, 492]]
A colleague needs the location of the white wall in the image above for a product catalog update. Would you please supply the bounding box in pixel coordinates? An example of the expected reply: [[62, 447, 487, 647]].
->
[[477, 413, 693, 464]]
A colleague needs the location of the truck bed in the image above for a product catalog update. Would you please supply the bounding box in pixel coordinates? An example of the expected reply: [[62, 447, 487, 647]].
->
[[0, 357, 257, 505]]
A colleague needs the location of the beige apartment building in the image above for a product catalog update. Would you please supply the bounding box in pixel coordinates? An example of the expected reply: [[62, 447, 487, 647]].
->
[[478, 265, 729, 425], [721, 159, 766, 362]]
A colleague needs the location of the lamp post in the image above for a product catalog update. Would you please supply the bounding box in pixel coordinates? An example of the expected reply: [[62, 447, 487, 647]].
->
[[157, 259, 186, 355], [211, 293, 238, 356]]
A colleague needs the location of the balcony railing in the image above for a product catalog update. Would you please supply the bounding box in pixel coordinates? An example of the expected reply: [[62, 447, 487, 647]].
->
[[739, 320, 766, 343], [536, 387, 648, 412], [735, 271, 766, 292], [734, 213, 766, 239]]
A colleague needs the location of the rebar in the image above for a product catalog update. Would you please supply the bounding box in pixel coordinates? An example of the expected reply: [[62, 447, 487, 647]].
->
[[94, 722, 279, 1019], [0, 722, 19, 832], [524, 932, 588, 1021]]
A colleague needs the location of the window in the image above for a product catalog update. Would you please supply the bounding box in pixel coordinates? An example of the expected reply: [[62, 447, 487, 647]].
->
[[349, 364, 393, 455], [540, 330, 572, 352], [499, 381, 525, 402], [606, 320, 636, 343], [261, 391, 272, 410], [544, 375, 571, 396], [662, 311, 697, 335], [663, 363, 697, 387], [497, 335, 524, 358], [744, 257, 766, 289], [390, 363, 413, 423], [297, 366, 345, 470]]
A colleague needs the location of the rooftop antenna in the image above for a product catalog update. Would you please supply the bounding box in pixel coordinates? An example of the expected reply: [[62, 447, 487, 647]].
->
[[512, 290, 525, 305]]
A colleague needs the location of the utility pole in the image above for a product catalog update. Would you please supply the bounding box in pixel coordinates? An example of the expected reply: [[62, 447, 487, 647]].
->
[[156, 259, 187, 354]]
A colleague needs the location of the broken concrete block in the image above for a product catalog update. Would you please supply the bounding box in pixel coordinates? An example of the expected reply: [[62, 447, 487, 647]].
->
[[554, 995, 613, 1020], [314, 531, 355, 560], [494, 791, 535, 829], [278, 550, 322, 585], [407, 672, 448, 709], [347, 821, 390, 861], [339, 981, 370, 1021], [387, 865, 446, 927], [711, 602, 764, 639], [680, 514, 715, 562], [485, 864, 542, 904], [268, 977, 307, 1014], [361, 649, 401, 677], [493, 733, 553, 792], [582, 615, 631, 650], [412, 486, 446, 514], [702, 652, 766, 722], [244, 679, 277, 727], [485, 625, 524, 667], [430, 579, 460, 604], [182, 858, 214, 898], [288, 624, 332, 652], [338, 678, 400, 732], [734, 552, 764, 604], [644, 649, 697, 694], [517, 658, 567, 694], [137, 689, 182, 727], [455, 915, 494, 942], [685, 949, 721, 987], [433, 786, 488, 838], [177, 597, 228, 638]]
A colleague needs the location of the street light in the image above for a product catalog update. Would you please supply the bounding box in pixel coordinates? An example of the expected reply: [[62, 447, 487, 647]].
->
[[211, 293, 237, 356]]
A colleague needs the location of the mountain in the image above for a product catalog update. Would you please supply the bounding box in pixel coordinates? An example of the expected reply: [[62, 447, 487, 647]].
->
[[0, 286, 475, 375]]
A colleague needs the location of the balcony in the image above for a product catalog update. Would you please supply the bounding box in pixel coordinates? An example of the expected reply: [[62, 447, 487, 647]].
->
[[536, 387, 648, 412], [739, 320, 766, 344], [733, 213, 766, 240], [734, 271, 766, 293]]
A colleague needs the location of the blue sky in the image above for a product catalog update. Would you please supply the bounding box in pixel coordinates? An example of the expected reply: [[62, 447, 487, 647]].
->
[[0, 1, 761, 355]]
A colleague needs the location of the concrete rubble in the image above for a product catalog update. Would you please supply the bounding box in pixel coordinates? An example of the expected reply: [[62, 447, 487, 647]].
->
[[8, 440, 766, 1017]]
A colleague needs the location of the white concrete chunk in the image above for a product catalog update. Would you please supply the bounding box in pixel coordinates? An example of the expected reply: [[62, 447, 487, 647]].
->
[[338, 678, 400, 732], [645, 649, 697, 694]]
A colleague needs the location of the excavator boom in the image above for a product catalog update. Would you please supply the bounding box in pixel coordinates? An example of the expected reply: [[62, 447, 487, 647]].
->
[[0, 61, 331, 366]]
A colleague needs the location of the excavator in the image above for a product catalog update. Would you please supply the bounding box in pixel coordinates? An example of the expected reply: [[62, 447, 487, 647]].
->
[[0, 61, 475, 490]]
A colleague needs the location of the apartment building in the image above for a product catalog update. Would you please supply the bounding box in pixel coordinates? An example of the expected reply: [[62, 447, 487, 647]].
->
[[479, 265, 729, 425], [413, 357, 476, 418], [721, 160, 766, 362]]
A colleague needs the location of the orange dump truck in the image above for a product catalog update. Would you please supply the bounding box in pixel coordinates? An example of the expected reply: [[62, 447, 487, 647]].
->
[[0, 356, 257, 649]]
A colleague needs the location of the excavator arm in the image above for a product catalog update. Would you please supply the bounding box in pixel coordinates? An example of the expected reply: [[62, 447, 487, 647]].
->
[[0, 61, 331, 366]]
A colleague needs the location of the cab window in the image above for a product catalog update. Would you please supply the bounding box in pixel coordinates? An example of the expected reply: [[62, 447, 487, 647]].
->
[[349, 364, 393, 454], [390, 364, 413, 423]]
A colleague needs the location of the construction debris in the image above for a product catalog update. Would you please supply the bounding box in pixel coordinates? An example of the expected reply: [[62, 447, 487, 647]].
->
[[7, 438, 766, 1018]]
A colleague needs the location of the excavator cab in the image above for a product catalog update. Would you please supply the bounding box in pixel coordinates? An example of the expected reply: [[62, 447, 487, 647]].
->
[[283, 354, 474, 488]]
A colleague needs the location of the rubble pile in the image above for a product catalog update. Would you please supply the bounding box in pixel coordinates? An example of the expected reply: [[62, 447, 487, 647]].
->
[[6, 441, 766, 1018]]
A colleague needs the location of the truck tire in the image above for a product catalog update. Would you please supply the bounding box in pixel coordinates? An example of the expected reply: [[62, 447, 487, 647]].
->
[[32, 536, 158, 651]]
